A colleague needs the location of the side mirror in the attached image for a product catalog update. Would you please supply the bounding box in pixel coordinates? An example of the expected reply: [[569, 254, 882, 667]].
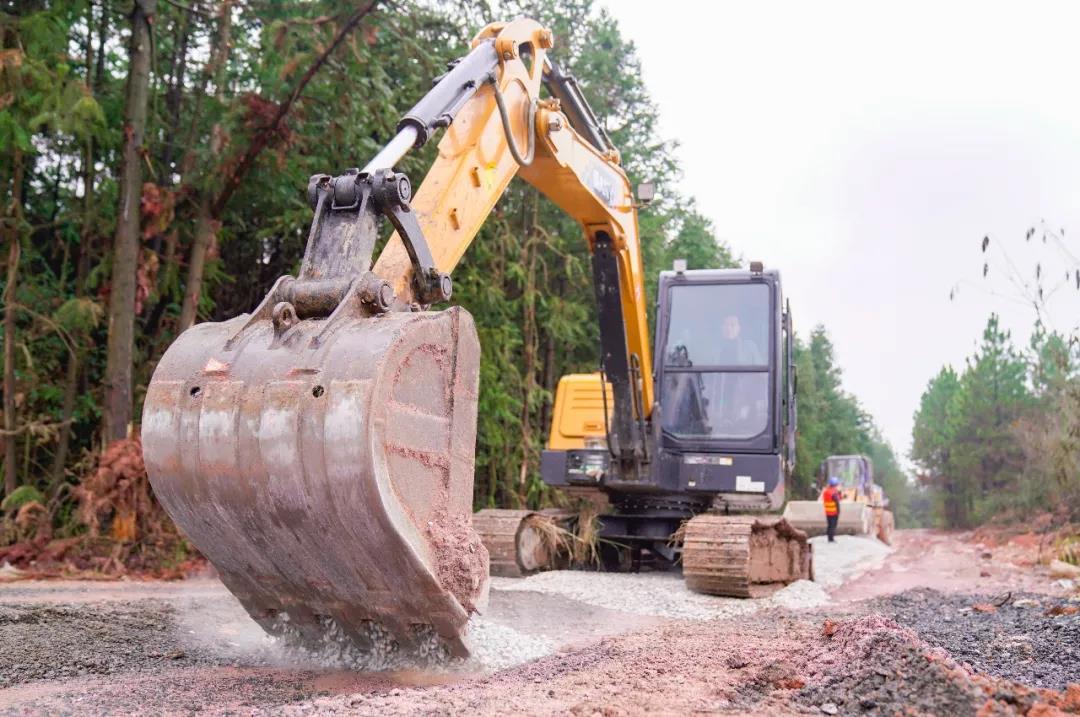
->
[[636, 181, 656, 205]]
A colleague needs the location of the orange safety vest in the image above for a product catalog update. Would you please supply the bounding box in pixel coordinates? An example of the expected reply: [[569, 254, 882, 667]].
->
[[822, 487, 840, 517]]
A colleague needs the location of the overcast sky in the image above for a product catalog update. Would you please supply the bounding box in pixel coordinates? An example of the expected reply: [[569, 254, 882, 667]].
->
[[600, 0, 1080, 465]]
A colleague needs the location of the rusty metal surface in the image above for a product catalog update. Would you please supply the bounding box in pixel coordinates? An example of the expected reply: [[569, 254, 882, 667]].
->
[[143, 306, 487, 656]]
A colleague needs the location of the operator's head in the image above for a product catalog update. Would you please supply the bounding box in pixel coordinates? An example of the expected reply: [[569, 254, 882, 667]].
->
[[828, 476, 840, 487], [721, 314, 741, 340]]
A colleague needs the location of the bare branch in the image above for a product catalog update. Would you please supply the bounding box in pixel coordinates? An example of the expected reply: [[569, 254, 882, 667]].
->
[[211, 0, 382, 217]]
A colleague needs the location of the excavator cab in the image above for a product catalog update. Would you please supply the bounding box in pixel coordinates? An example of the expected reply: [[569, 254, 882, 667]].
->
[[540, 264, 808, 595], [653, 265, 792, 511], [820, 455, 871, 500], [542, 265, 794, 507]]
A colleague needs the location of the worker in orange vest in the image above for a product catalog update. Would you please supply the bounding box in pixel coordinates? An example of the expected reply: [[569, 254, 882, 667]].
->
[[822, 476, 842, 542]]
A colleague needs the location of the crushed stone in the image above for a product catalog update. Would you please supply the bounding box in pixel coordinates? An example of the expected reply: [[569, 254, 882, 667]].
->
[[794, 614, 1066, 717], [492, 571, 759, 620], [870, 587, 1080, 690], [488, 536, 889, 620], [809, 535, 893, 588], [462, 618, 555, 671], [771, 579, 830, 610]]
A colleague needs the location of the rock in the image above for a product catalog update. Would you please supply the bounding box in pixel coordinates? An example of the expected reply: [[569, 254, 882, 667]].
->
[[1050, 560, 1080, 578], [1053, 579, 1076, 590], [972, 603, 997, 613], [980, 570, 991, 577], [981, 551, 993, 560], [1045, 605, 1079, 617], [0, 562, 24, 579], [1014, 598, 1041, 609], [821, 619, 840, 638], [726, 654, 749, 669], [820, 702, 839, 715]]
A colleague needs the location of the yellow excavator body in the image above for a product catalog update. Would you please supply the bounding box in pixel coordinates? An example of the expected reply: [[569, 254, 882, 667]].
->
[[547, 373, 613, 451]]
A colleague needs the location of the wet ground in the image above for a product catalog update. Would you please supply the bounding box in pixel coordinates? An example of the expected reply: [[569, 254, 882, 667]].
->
[[0, 530, 1077, 715]]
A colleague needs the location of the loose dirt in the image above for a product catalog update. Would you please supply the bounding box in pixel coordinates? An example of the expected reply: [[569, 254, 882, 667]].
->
[[1, 529, 1077, 715]]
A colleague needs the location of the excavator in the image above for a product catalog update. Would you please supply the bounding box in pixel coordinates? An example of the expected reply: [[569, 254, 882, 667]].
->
[[142, 18, 810, 659]]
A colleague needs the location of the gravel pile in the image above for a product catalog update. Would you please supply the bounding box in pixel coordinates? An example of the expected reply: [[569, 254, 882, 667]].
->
[[493, 571, 760, 619], [871, 588, 1080, 690], [793, 614, 1071, 717], [0, 588, 551, 689], [771, 579, 830, 609], [463, 618, 555, 671], [487, 536, 888, 620], [810, 535, 893, 588], [0, 601, 200, 686]]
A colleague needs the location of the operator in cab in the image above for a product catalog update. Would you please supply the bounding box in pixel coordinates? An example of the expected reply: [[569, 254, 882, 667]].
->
[[822, 476, 842, 542], [718, 314, 764, 364]]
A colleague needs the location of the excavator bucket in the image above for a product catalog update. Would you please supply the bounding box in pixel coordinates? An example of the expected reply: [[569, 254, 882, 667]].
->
[[143, 167, 490, 658]]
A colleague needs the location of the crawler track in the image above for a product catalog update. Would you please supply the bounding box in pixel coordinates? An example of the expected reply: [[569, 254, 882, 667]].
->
[[682, 515, 812, 597]]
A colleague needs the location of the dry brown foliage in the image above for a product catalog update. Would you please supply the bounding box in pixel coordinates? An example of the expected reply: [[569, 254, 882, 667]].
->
[[0, 436, 201, 579]]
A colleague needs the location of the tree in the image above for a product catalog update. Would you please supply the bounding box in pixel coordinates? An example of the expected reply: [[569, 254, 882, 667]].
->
[[911, 366, 961, 525], [1015, 327, 1080, 517], [177, 0, 381, 331], [951, 315, 1030, 524], [102, 0, 156, 443], [912, 315, 1032, 527], [1, 2, 101, 493]]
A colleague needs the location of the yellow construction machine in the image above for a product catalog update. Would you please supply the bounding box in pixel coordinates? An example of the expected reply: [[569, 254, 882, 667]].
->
[[782, 454, 894, 544], [143, 18, 809, 659]]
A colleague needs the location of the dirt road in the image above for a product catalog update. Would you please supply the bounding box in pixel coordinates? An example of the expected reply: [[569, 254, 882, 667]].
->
[[1, 530, 1078, 716]]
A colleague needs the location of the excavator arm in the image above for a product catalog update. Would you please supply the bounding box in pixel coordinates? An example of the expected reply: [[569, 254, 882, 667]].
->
[[372, 18, 653, 463], [142, 18, 653, 659]]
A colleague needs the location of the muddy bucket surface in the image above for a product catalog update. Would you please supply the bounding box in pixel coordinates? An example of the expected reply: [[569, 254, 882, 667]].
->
[[142, 306, 488, 657]]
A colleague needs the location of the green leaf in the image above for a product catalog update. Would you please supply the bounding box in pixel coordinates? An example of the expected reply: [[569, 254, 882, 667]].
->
[[1, 485, 45, 512]]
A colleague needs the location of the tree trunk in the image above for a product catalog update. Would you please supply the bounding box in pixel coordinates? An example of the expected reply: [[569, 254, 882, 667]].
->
[[49, 353, 78, 485], [50, 5, 99, 483], [178, 0, 232, 332], [178, 207, 218, 330], [3, 149, 23, 496], [103, 0, 156, 444], [159, 6, 192, 184], [178, 0, 379, 331]]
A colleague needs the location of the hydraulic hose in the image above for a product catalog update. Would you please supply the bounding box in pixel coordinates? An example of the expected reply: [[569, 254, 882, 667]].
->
[[491, 77, 536, 167]]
